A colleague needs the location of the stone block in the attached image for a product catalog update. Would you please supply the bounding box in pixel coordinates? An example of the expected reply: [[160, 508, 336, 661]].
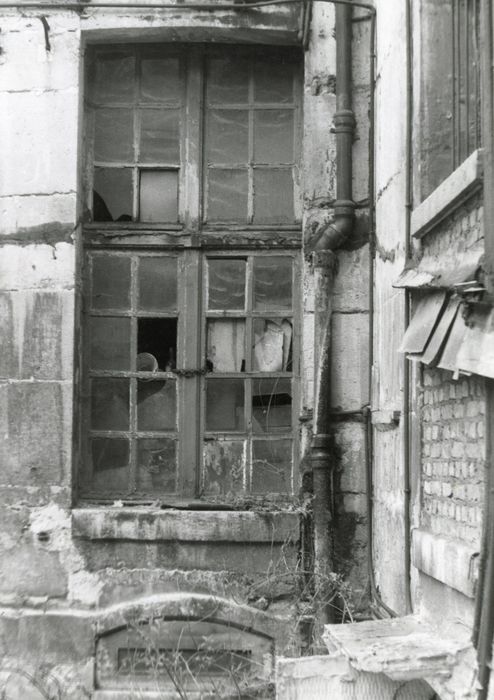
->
[[0, 545, 68, 598], [334, 423, 366, 493], [0, 195, 77, 234], [0, 91, 78, 197], [0, 17, 80, 92], [330, 313, 369, 411], [0, 382, 70, 486], [333, 245, 370, 312], [0, 243, 75, 292], [0, 291, 74, 380]]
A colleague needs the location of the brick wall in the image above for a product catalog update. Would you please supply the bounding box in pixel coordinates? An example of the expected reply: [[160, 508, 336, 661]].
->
[[420, 367, 485, 546]]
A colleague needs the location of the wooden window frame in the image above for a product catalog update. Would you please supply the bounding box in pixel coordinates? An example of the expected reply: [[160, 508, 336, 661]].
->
[[79, 43, 303, 504]]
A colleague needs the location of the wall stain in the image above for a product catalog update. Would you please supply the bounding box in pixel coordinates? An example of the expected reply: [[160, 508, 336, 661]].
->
[[0, 222, 75, 248]]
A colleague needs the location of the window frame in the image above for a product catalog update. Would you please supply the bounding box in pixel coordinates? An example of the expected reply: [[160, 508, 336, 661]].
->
[[79, 42, 304, 504]]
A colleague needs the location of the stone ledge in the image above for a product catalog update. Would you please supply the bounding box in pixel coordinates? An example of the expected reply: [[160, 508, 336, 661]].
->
[[323, 615, 471, 682], [411, 149, 483, 239], [411, 528, 479, 598], [72, 507, 300, 543]]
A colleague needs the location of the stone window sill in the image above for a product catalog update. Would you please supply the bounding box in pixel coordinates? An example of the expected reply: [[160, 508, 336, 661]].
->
[[411, 528, 479, 598], [72, 507, 300, 544], [411, 149, 483, 239]]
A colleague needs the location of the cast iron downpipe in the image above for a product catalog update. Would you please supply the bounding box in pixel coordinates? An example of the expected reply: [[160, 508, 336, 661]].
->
[[474, 1, 494, 697], [311, 2, 355, 628]]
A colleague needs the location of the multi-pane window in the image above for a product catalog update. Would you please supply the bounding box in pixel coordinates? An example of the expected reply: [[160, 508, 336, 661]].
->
[[418, 0, 480, 201], [81, 45, 302, 501]]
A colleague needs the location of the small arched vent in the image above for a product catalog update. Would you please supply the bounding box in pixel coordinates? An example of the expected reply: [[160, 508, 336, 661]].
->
[[96, 616, 274, 697]]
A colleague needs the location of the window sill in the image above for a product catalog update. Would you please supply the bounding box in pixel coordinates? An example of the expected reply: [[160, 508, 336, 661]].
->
[[72, 507, 300, 544], [411, 149, 483, 239], [411, 528, 479, 598]]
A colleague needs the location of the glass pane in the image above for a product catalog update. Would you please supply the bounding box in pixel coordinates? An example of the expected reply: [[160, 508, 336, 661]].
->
[[253, 318, 293, 372], [137, 318, 177, 372], [207, 169, 248, 222], [252, 439, 292, 493], [94, 108, 133, 162], [138, 257, 177, 312], [207, 320, 245, 372], [93, 168, 133, 222], [89, 317, 131, 370], [253, 256, 292, 310], [91, 378, 129, 431], [91, 438, 130, 492], [139, 109, 180, 163], [207, 56, 249, 103], [91, 255, 131, 310], [137, 438, 177, 493], [205, 379, 245, 431], [91, 51, 134, 103], [253, 169, 294, 224], [137, 380, 176, 431], [206, 110, 249, 164], [203, 439, 245, 495], [254, 59, 294, 103], [141, 56, 181, 103], [207, 259, 246, 310], [252, 378, 292, 433], [139, 170, 178, 222], [254, 110, 294, 164]]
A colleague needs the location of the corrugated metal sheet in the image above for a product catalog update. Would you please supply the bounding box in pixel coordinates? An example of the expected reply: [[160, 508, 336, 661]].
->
[[421, 297, 461, 366], [393, 246, 483, 289], [398, 292, 446, 354], [437, 309, 469, 374]]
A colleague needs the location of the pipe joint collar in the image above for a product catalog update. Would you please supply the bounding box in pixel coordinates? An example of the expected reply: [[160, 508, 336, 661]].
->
[[333, 199, 355, 219], [333, 109, 356, 132]]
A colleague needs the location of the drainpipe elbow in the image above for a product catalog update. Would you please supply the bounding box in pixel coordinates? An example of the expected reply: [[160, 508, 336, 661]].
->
[[313, 200, 355, 251]]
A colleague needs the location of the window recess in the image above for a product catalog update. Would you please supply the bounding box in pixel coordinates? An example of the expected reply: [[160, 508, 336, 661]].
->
[[81, 45, 302, 503]]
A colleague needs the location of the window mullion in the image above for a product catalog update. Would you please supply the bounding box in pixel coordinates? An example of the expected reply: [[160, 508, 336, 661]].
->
[[184, 49, 203, 231], [179, 249, 202, 497]]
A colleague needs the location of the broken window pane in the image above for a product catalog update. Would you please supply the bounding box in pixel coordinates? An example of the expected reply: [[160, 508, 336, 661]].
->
[[207, 56, 249, 104], [91, 51, 135, 103], [252, 378, 292, 433], [253, 318, 293, 372], [137, 380, 176, 431], [254, 59, 294, 103], [207, 259, 246, 310], [91, 255, 131, 310], [137, 438, 177, 493], [89, 317, 131, 370], [139, 109, 180, 164], [253, 169, 294, 224], [206, 110, 249, 164], [205, 379, 245, 431], [206, 320, 245, 372], [254, 111, 294, 164], [140, 56, 181, 103], [137, 318, 177, 372], [91, 378, 130, 431], [254, 257, 293, 310], [252, 439, 292, 493], [94, 108, 134, 163], [138, 257, 177, 312], [203, 439, 245, 495], [91, 438, 130, 491], [207, 169, 248, 222], [139, 170, 178, 222], [93, 168, 133, 222]]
